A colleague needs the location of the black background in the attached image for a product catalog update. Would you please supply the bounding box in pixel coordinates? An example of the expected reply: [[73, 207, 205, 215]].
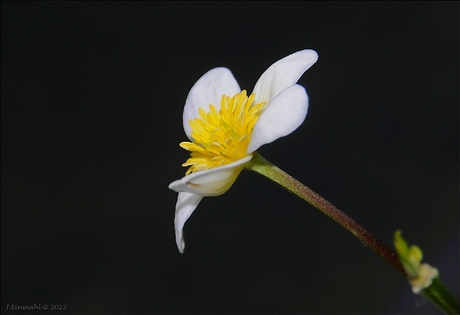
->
[[2, 2, 458, 314]]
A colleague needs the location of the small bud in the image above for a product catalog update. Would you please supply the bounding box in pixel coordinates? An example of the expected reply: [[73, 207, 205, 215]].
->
[[410, 263, 439, 294], [394, 230, 438, 294]]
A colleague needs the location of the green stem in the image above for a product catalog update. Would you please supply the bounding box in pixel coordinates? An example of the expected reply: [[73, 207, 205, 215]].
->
[[245, 151, 406, 276], [421, 277, 460, 314]]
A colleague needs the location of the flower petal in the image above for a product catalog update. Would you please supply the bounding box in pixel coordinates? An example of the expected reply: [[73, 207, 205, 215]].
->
[[168, 155, 252, 196], [174, 192, 204, 253], [183, 67, 240, 140], [247, 84, 308, 153], [252, 49, 318, 105]]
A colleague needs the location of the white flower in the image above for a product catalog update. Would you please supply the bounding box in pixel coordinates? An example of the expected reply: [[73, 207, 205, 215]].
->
[[169, 50, 318, 253]]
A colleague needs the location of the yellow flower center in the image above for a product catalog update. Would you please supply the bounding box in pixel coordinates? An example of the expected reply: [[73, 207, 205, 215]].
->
[[180, 90, 266, 174]]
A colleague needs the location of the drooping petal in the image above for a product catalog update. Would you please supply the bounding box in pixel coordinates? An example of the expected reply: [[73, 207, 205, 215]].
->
[[183, 67, 240, 140], [252, 49, 318, 105], [247, 84, 308, 153], [174, 192, 204, 253], [168, 155, 252, 196]]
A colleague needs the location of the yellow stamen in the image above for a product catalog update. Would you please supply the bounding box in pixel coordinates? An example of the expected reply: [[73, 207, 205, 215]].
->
[[180, 90, 266, 174]]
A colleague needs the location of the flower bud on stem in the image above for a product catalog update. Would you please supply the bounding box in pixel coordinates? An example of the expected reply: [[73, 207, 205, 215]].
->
[[246, 152, 460, 314]]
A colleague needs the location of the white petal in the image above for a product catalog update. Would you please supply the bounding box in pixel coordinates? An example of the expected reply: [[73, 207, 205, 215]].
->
[[174, 192, 204, 253], [247, 85, 308, 153], [252, 49, 318, 105], [183, 67, 240, 140], [168, 155, 252, 196]]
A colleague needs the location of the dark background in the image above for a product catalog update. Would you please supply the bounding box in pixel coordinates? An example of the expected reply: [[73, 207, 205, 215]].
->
[[2, 2, 458, 314]]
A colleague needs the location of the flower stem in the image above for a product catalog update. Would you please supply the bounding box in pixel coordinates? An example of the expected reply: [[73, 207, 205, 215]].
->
[[245, 152, 406, 276]]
